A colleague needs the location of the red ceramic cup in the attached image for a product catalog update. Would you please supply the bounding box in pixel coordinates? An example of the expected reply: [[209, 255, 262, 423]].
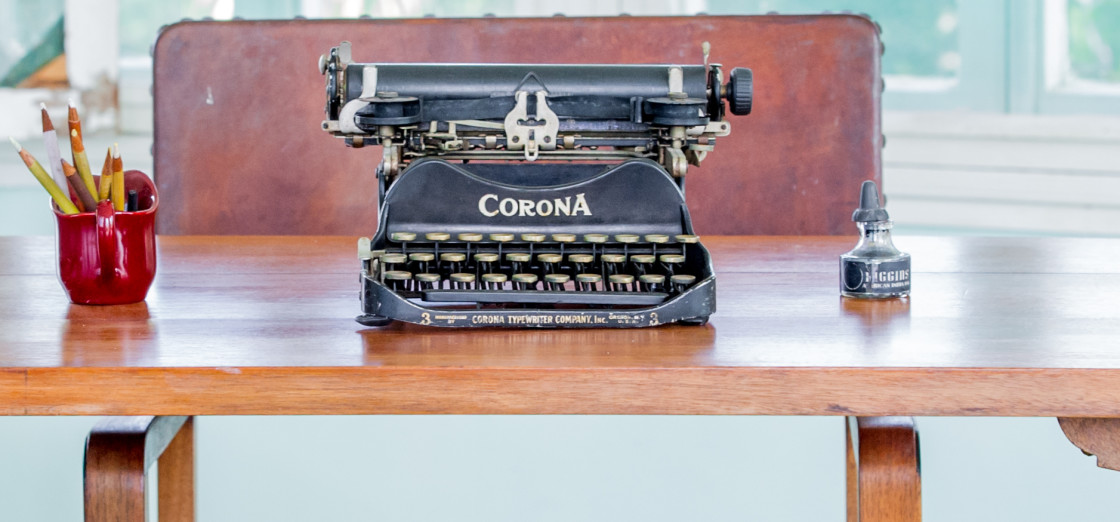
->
[[53, 170, 158, 305]]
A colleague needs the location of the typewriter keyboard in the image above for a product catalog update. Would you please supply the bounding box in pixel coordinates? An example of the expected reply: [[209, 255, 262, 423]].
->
[[368, 232, 704, 306]]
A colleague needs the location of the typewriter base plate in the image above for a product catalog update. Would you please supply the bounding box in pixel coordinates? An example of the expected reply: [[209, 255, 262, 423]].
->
[[358, 273, 714, 329]]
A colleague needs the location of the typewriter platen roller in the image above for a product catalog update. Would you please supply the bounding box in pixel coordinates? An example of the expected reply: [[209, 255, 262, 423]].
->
[[320, 41, 752, 328]]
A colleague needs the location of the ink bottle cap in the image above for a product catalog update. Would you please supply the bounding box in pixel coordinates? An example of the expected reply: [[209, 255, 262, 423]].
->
[[840, 180, 910, 298]]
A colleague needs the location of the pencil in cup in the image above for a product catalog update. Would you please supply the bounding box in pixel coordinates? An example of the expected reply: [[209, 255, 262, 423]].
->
[[111, 143, 124, 211], [97, 147, 112, 202], [8, 137, 79, 215], [68, 100, 98, 198], [62, 159, 97, 212]]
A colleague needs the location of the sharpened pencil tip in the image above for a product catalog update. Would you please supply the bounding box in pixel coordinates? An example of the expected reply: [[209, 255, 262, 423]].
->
[[68, 98, 76, 108], [112, 143, 120, 158], [40, 105, 53, 130], [8, 137, 21, 151]]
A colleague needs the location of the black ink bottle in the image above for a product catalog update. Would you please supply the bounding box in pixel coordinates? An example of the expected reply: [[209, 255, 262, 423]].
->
[[840, 180, 910, 298]]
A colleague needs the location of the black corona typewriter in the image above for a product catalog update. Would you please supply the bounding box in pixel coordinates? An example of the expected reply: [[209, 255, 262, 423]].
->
[[320, 41, 752, 328]]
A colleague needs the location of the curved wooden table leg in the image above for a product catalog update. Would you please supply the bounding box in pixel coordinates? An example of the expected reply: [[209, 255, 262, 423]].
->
[[847, 416, 921, 522], [1058, 417, 1120, 471], [84, 416, 194, 522]]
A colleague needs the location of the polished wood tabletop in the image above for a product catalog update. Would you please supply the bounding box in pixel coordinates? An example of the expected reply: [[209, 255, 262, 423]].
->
[[1, 235, 1118, 416]]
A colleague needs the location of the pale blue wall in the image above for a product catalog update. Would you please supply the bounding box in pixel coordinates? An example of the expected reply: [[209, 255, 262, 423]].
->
[[3, 416, 1120, 520]]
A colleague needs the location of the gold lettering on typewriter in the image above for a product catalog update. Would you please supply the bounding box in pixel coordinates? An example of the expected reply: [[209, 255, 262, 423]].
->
[[471, 314, 611, 325], [478, 193, 592, 218]]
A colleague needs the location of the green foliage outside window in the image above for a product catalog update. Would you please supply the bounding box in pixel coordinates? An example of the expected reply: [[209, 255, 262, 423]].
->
[[1069, 0, 1120, 83]]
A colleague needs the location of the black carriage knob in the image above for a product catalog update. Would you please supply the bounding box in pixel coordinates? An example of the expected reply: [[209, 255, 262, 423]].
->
[[725, 67, 753, 115]]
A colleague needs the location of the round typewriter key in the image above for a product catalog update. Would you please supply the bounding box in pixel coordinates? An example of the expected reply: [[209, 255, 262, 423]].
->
[[584, 233, 608, 243], [522, 233, 545, 257], [568, 253, 595, 279], [601, 254, 626, 279], [609, 273, 635, 292], [506, 252, 531, 274], [616, 234, 639, 257], [425, 232, 450, 258], [390, 232, 416, 255], [458, 232, 483, 258], [674, 234, 700, 244], [569, 254, 594, 274], [384, 270, 412, 292], [490, 233, 514, 257], [474, 253, 499, 277], [639, 274, 666, 292], [660, 254, 686, 276], [670, 274, 697, 294], [414, 272, 441, 290], [481, 273, 508, 290], [552, 233, 576, 256], [544, 273, 570, 291], [440, 252, 466, 275], [512, 273, 539, 290], [630, 254, 655, 276], [450, 272, 476, 289], [584, 233, 608, 257], [576, 273, 602, 291], [381, 253, 407, 271], [537, 253, 562, 275], [409, 252, 435, 275], [645, 234, 669, 256]]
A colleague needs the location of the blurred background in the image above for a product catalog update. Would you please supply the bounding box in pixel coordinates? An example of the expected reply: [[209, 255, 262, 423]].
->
[[1, 0, 1119, 520]]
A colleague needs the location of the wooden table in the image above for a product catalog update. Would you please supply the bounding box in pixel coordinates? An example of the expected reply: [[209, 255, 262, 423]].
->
[[3, 235, 1119, 521]]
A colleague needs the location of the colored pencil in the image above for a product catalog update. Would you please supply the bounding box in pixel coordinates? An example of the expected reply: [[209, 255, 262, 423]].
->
[[62, 159, 97, 212], [40, 104, 69, 198], [111, 143, 125, 211], [9, 137, 79, 215], [68, 99, 98, 198], [98, 147, 112, 201]]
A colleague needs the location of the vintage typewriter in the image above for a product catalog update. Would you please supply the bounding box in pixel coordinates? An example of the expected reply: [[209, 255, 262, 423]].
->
[[320, 41, 751, 328]]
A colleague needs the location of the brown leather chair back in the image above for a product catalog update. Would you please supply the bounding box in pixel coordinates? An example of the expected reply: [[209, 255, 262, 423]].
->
[[153, 16, 881, 235]]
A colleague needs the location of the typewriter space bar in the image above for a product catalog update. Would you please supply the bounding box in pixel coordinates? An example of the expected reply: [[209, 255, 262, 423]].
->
[[422, 289, 668, 306]]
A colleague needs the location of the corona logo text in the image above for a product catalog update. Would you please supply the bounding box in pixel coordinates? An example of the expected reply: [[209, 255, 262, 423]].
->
[[478, 193, 592, 217]]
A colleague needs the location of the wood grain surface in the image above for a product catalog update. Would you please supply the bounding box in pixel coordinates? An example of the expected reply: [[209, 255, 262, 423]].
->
[[846, 417, 921, 522], [1058, 417, 1120, 471], [84, 416, 193, 522], [3, 235, 1120, 416]]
